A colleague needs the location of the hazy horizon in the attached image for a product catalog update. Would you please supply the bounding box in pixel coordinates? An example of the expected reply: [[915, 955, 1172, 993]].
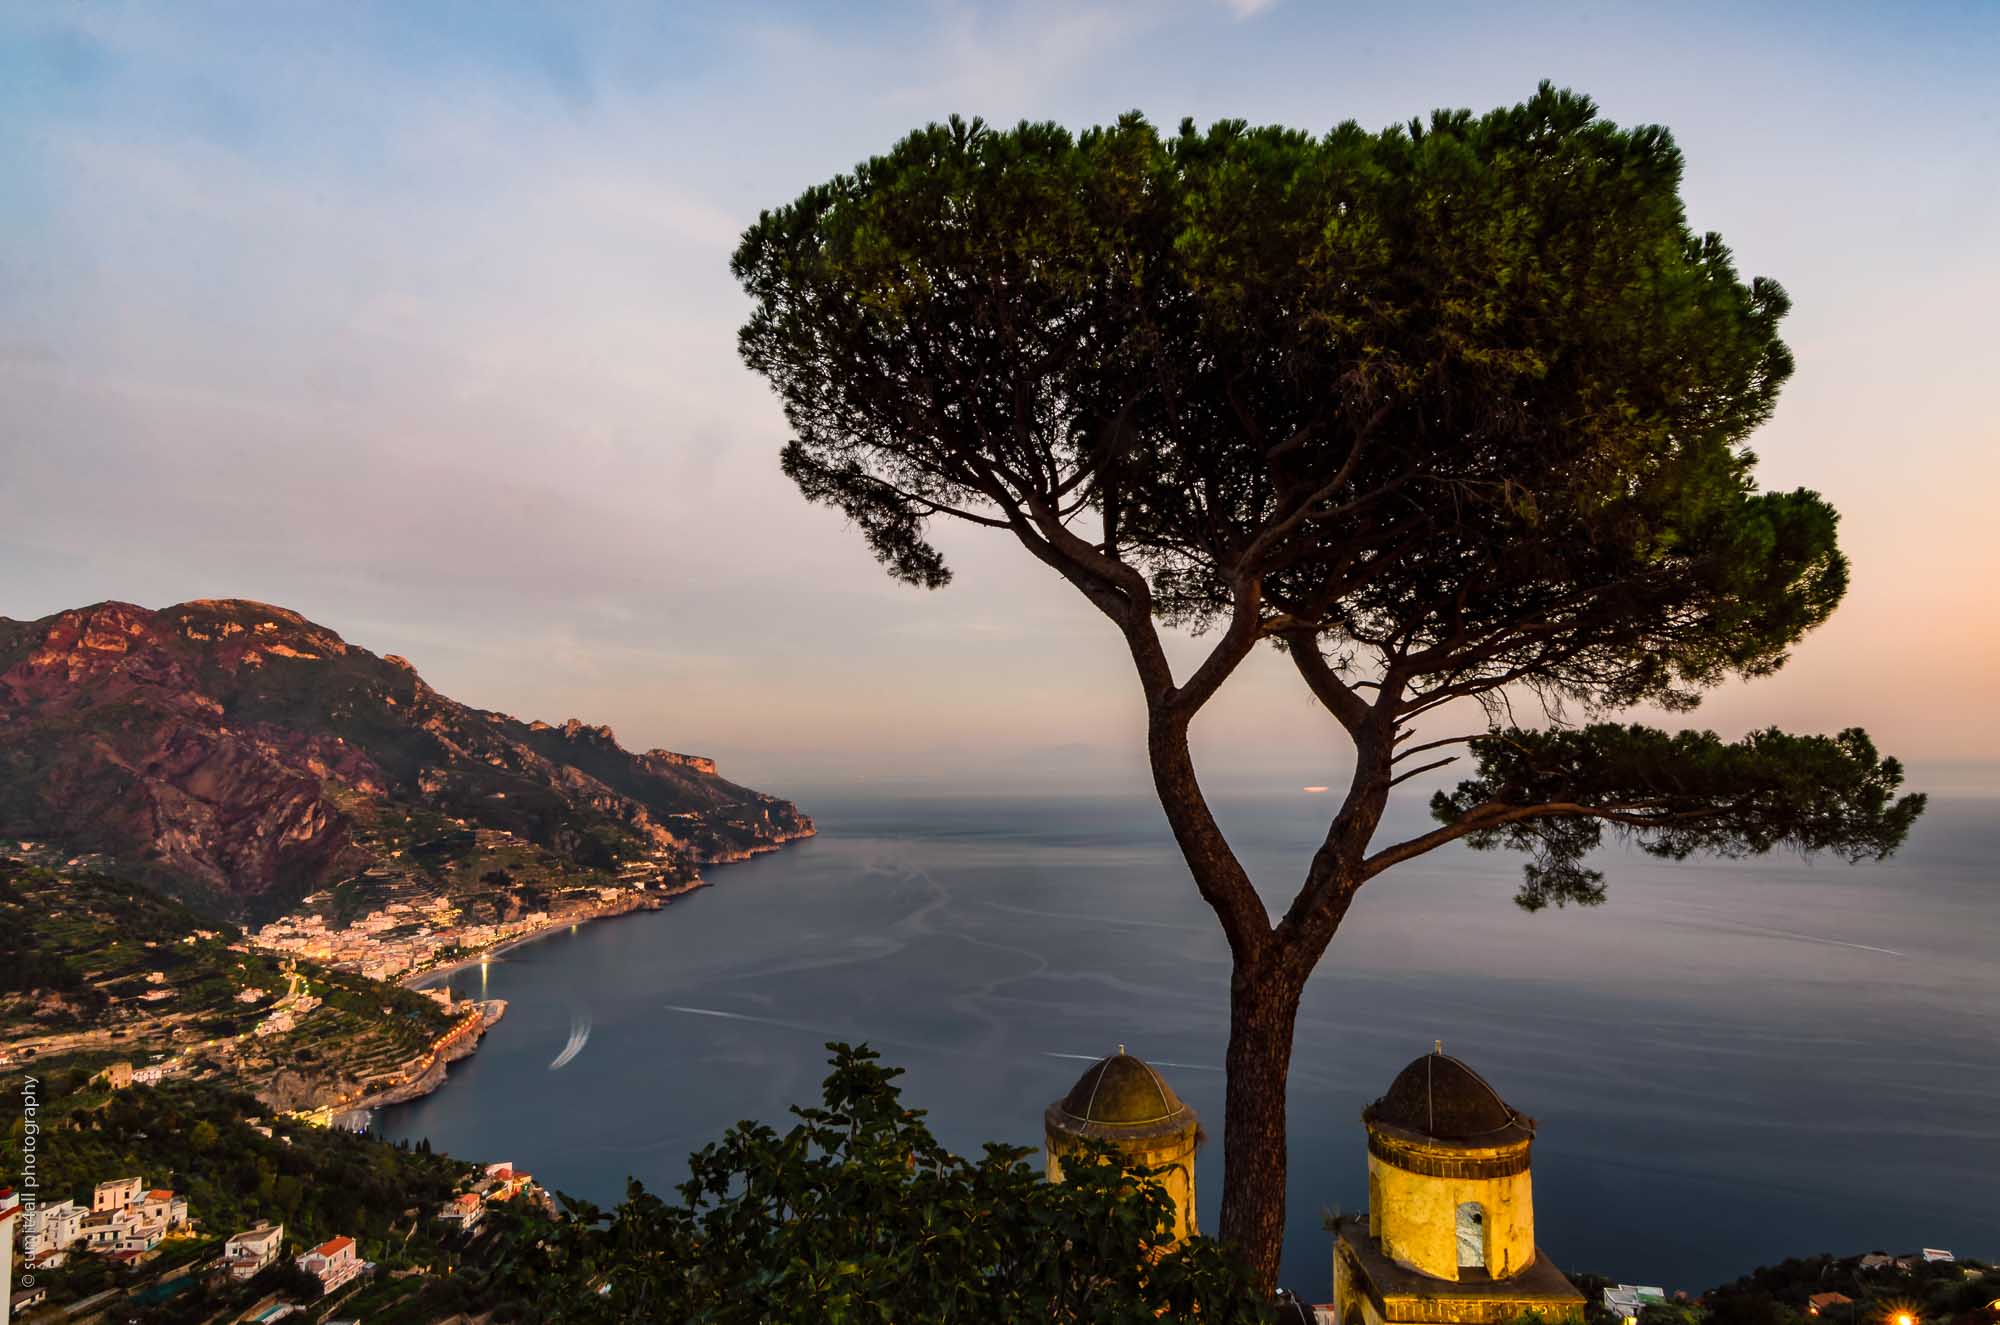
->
[[4, 1, 1995, 798]]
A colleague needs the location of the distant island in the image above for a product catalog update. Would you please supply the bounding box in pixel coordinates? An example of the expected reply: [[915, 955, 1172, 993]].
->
[[0, 597, 815, 1112]]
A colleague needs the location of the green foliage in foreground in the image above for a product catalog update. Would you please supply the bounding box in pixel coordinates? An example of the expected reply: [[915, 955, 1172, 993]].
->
[[517, 1044, 1271, 1324]]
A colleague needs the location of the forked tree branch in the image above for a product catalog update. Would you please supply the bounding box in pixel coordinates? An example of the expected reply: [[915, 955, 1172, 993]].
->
[[1168, 575, 1268, 720], [985, 474, 1277, 960], [1280, 629, 1373, 735]]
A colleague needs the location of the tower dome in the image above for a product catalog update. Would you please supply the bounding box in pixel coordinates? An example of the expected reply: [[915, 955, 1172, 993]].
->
[[1044, 1046, 1201, 1241], [1332, 1045, 1583, 1325], [1365, 1050, 1534, 1144], [1056, 1049, 1189, 1128]]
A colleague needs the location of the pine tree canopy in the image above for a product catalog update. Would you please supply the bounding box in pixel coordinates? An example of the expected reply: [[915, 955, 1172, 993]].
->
[[734, 84, 1921, 896]]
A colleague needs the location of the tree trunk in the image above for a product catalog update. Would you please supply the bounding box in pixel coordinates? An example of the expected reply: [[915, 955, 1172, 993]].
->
[[1144, 706, 1372, 1294], [1217, 960, 1306, 1295]]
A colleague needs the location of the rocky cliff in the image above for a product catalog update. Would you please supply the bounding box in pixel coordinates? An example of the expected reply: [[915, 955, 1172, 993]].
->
[[0, 599, 813, 916]]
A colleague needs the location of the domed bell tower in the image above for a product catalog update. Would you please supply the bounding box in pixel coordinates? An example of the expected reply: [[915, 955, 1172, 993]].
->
[[1045, 1046, 1201, 1243], [1333, 1046, 1583, 1325]]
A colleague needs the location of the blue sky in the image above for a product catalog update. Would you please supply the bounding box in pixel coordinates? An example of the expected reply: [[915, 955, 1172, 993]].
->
[[2, 1, 1996, 795]]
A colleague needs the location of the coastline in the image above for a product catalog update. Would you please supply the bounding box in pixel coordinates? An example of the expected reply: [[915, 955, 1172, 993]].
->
[[402, 826, 818, 991], [402, 882, 694, 991], [380, 825, 816, 1106]]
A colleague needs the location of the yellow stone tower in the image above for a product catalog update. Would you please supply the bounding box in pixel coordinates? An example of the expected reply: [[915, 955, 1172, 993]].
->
[[1333, 1047, 1584, 1325], [1044, 1047, 1201, 1242]]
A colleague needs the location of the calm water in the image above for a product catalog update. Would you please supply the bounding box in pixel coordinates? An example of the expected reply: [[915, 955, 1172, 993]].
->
[[377, 792, 1998, 1295]]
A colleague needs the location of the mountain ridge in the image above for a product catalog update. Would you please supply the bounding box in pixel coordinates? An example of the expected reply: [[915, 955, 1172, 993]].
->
[[0, 598, 813, 917]]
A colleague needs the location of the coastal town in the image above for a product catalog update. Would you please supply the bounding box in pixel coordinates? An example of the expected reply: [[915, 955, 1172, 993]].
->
[[240, 836, 681, 989], [2, 1134, 550, 1323], [0, 813, 718, 1126]]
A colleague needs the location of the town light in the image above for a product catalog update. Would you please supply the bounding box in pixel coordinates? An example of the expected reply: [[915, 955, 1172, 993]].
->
[[1894, 1314, 1916, 1325]]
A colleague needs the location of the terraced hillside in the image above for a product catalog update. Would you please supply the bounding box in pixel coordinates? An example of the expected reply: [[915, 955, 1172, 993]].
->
[[0, 859, 465, 1110]]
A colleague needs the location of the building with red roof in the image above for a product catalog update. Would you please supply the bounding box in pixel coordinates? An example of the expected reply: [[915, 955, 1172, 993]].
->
[[297, 1233, 366, 1294]]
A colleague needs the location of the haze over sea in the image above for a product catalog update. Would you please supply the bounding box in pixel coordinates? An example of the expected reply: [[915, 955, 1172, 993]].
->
[[378, 791, 1996, 1293]]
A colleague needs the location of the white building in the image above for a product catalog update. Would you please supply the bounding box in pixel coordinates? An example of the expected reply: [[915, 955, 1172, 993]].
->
[[20, 1198, 84, 1256], [81, 1211, 127, 1249], [75, 1178, 189, 1257], [224, 1223, 286, 1280], [115, 1224, 164, 1253], [1603, 1285, 1668, 1325], [135, 1187, 190, 1232]]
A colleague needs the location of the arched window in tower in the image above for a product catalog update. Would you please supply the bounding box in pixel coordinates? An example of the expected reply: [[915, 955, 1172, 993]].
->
[[1455, 1201, 1486, 1271]]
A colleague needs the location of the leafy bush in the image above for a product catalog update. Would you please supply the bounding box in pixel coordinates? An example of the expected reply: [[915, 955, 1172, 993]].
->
[[519, 1044, 1271, 1323]]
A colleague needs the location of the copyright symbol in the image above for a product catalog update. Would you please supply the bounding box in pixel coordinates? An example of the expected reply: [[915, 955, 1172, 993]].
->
[[21, 1274, 34, 1287]]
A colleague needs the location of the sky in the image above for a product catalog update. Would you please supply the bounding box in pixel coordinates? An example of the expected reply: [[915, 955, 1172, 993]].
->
[[2, 1, 1996, 799]]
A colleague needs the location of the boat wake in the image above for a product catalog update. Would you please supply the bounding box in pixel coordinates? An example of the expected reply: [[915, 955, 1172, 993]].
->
[[549, 1016, 591, 1070], [1674, 905, 1910, 957], [663, 1004, 777, 1024]]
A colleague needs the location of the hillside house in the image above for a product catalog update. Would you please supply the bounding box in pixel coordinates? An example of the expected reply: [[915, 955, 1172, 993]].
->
[[80, 1211, 125, 1249], [224, 1224, 286, 1279], [77, 1177, 190, 1257], [93, 1176, 143, 1212], [136, 1188, 190, 1232], [477, 1162, 533, 1203], [114, 1223, 164, 1253], [297, 1234, 366, 1294], [437, 1192, 484, 1232], [1604, 1284, 1669, 1324], [20, 1199, 84, 1256]]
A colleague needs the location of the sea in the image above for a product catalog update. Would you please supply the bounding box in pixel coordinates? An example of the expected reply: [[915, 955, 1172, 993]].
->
[[374, 791, 1998, 1296]]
